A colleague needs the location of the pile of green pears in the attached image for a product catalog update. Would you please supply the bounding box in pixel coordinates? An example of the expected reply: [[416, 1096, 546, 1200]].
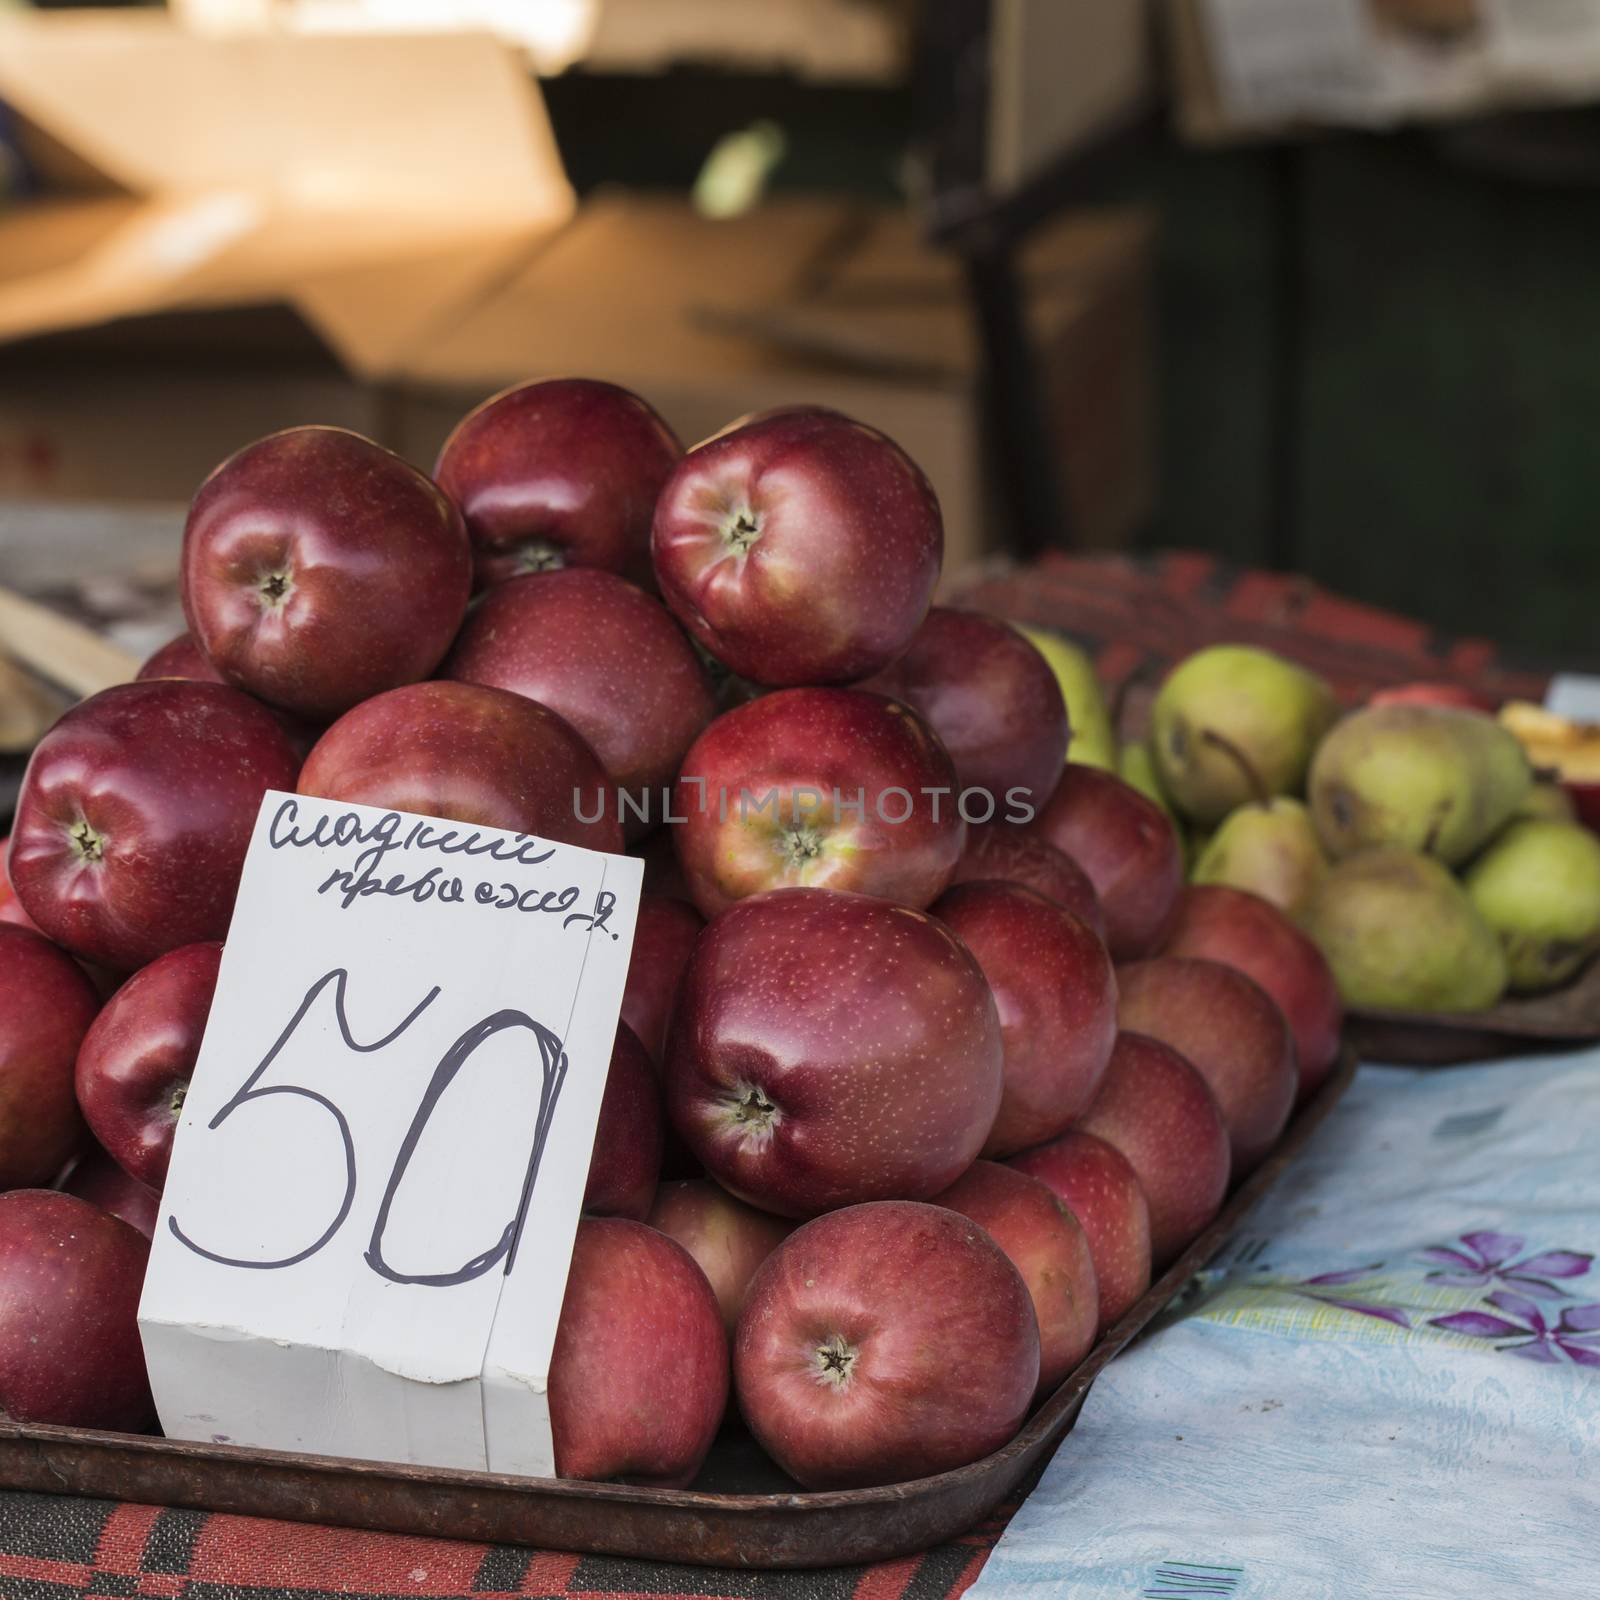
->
[[1110, 644, 1600, 1014]]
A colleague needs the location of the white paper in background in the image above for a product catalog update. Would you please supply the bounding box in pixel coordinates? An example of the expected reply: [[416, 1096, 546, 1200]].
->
[[1201, 0, 1386, 124], [1546, 673, 1600, 720], [139, 792, 641, 1476]]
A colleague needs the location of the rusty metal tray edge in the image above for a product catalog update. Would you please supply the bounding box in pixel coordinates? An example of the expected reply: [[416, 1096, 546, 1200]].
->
[[0, 1050, 1358, 1571]]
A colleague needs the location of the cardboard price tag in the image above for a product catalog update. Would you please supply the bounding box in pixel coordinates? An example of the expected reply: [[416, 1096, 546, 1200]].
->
[[138, 792, 642, 1477]]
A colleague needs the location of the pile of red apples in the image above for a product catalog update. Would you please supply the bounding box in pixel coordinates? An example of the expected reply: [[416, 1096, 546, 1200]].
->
[[0, 382, 1344, 1492]]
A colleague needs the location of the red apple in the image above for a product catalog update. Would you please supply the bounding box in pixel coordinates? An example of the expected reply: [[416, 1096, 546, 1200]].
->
[[298, 681, 622, 853], [0, 1189, 153, 1430], [931, 1162, 1098, 1395], [632, 827, 694, 902], [75, 941, 221, 1190], [948, 822, 1106, 939], [621, 895, 704, 1064], [736, 1201, 1037, 1488], [860, 608, 1068, 812], [652, 408, 942, 686], [647, 1178, 793, 1336], [0, 837, 41, 934], [435, 379, 682, 589], [1369, 681, 1496, 713], [665, 888, 1002, 1217], [0, 926, 100, 1189], [1116, 957, 1297, 1175], [548, 1217, 727, 1485], [181, 426, 471, 721], [63, 1146, 161, 1238], [1010, 1131, 1152, 1335], [1162, 885, 1344, 1101], [10, 681, 299, 972], [672, 689, 964, 918], [1029, 763, 1183, 960], [1078, 1032, 1230, 1268], [444, 569, 714, 835], [931, 881, 1117, 1159], [136, 631, 226, 684], [583, 1025, 663, 1221]]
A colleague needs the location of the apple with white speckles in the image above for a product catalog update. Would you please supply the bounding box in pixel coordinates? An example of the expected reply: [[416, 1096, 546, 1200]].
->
[[948, 822, 1106, 938], [664, 888, 1003, 1217], [672, 688, 965, 919], [647, 1178, 792, 1335], [651, 408, 942, 686]]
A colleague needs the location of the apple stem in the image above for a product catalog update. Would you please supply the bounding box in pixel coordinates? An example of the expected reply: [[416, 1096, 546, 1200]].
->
[[68, 818, 105, 863], [512, 539, 565, 575], [169, 1084, 188, 1117], [722, 508, 763, 555], [1199, 728, 1271, 809], [718, 1082, 781, 1146], [812, 1333, 858, 1391], [776, 825, 824, 869], [257, 570, 294, 611]]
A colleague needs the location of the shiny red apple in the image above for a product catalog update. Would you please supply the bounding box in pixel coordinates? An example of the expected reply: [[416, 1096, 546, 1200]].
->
[[1029, 763, 1183, 960], [583, 1025, 663, 1221], [621, 895, 704, 1064], [75, 941, 221, 1190], [0, 837, 41, 934], [948, 822, 1106, 938], [1079, 1032, 1230, 1267], [444, 569, 714, 835], [181, 426, 471, 721], [672, 688, 964, 918], [861, 608, 1068, 811], [298, 681, 622, 852], [931, 881, 1117, 1159], [665, 888, 1002, 1217], [652, 407, 942, 686], [1162, 885, 1344, 1101], [932, 1161, 1098, 1394], [0, 926, 99, 1189], [435, 378, 682, 589], [1010, 1131, 1152, 1335], [63, 1146, 161, 1238], [548, 1217, 727, 1485], [9, 681, 300, 972], [734, 1201, 1038, 1488], [136, 631, 225, 684], [1116, 957, 1297, 1174], [646, 1178, 793, 1336], [0, 1189, 153, 1430]]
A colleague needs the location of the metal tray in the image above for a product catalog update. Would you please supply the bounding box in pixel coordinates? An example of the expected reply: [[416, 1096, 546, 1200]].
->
[[0, 1050, 1357, 1570], [1351, 955, 1600, 1065]]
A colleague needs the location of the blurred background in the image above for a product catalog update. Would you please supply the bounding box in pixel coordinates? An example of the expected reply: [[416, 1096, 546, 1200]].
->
[[3, 0, 1599, 687]]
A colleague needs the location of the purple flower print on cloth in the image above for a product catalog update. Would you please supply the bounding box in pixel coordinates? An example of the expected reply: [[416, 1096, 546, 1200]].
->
[[1419, 1231, 1593, 1300], [1295, 1265, 1412, 1328], [1431, 1292, 1600, 1367]]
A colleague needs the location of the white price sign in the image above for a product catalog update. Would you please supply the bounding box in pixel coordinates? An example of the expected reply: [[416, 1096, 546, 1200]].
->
[[138, 791, 642, 1477]]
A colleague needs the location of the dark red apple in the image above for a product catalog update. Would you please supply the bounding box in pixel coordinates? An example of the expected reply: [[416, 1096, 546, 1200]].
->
[[672, 689, 964, 918], [652, 408, 942, 686], [860, 608, 1068, 811], [136, 631, 225, 684], [444, 569, 714, 835], [665, 888, 1002, 1217], [632, 827, 694, 902], [298, 680, 622, 852], [1162, 885, 1343, 1100], [1078, 1032, 1230, 1268], [1116, 957, 1297, 1175], [0, 926, 99, 1189], [621, 895, 704, 1064], [75, 941, 221, 1190], [583, 1025, 663, 1221], [646, 1178, 793, 1335], [932, 1161, 1098, 1394], [548, 1217, 727, 1485], [948, 822, 1106, 939], [0, 1189, 153, 1429], [63, 1146, 161, 1238], [1029, 763, 1183, 960], [931, 881, 1117, 1159], [435, 379, 682, 589], [735, 1200, 1037, 1489], [181, 426, 471, 721], [8, 681, 301, 972], [1010, 1131, 1152, 1335], [0, 837, 41, 934]]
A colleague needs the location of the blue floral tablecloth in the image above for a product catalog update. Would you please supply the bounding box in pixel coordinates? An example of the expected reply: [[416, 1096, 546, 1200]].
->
[[969, 1049, 1600, 1600]]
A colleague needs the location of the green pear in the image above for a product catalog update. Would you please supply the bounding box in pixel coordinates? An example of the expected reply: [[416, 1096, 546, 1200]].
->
[[1192, 796, 1327, 922], [1017, 626, 1116, 771], [1309, 704, 1532, 866], [1150, 646, 1339, 824], [1463, 819, 1600, 993], [1516, 782, 1577, 824], [1302, 848, 1506, 1012]]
